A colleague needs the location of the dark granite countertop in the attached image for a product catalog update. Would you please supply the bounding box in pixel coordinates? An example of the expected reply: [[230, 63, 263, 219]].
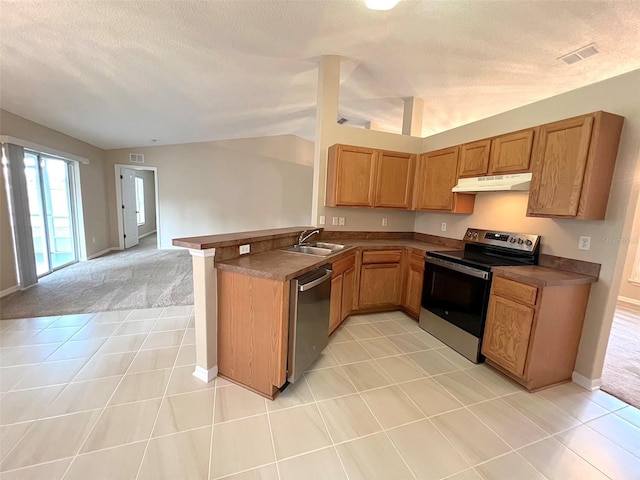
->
[[493, 265, 598, 287], [172, 226, 313, 250], [215, 240, 453, 281]]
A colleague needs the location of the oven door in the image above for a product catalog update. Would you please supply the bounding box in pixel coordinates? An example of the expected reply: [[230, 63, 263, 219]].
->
[[421, 257, 491, 338]]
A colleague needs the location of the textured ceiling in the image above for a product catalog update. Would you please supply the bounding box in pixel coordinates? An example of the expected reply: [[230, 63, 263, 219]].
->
[[1, 0, 639, 149]]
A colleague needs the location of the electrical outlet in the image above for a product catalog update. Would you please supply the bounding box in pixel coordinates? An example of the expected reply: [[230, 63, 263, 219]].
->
[[339, 217, 345, 226], [319, 215, 325, 225], [578, 236, 591, 251], [332, 216, 339, 226], [239, 244, 250, 255], [441, 222, 447, 232], [382, 218, 388, 226], [92, 237, 96, 244]]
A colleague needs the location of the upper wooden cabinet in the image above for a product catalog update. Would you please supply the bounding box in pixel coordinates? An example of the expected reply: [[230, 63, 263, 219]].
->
[[458, 130, 534, 178], [527, 111, 624, 220], [374, 150, 415, 209], [326, 144, 415, 209], [326, 145, 377, 207], [489, 129, 534, 174], [459, 140, 491, 177], [415, 146, 475, 213]]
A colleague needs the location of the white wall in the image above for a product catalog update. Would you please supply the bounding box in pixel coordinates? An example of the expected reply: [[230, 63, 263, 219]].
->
[[414, 69, 640, 381], [135, 170, 157, 237], [105, 135, 314, 248]]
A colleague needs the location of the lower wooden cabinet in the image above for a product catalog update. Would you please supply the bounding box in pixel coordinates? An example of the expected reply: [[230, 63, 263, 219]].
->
[[329, 251, 357, 334], [359, 263, 401, 309], [402, 250, 425, 318], [482, 273, 592, 391]]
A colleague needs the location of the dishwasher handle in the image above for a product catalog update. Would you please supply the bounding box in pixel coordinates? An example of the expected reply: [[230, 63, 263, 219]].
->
[[298, 269, 333, 292]]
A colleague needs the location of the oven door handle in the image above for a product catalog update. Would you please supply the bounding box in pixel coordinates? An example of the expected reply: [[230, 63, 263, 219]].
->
[[425, 257, 490, 280]]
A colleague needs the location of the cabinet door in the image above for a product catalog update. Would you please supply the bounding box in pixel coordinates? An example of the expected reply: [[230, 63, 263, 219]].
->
[[482, 295, 534, 377], [327, 145, 377, 207], [374, 151, 415, 209], [403, 260, 424, 317], [359, 263, 401, 309], [329, 274, 343, 334], [527, 116, 594, 217], [341, 267, 355, 323], [489, 129, 534, 174], [459, 140, 490, 177]]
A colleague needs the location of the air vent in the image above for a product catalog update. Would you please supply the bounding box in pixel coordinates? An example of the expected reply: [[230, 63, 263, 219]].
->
[[559, 43, 599, 65], [337, 117, 348, 125], [129, 153, 144, 164]]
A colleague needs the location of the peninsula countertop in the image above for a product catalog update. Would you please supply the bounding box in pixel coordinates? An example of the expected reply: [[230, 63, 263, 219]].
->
[[215, 239, 454, 281]]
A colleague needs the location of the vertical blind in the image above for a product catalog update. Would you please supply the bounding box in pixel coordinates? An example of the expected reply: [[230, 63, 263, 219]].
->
[[2, 143, 38, 289]]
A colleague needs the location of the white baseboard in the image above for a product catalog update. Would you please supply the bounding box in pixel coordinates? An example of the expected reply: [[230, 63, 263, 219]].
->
[[193, 365, 218, 383], [572, 371, 602, 391], [87, 247, 116, 260], [0, 285, 19, 298], [138, 230, 157, 239], [617, 295, 640, 308]]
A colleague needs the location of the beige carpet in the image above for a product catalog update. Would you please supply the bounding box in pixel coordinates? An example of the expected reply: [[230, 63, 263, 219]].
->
[[0, 234, 193, 320], [600, 305, 640, 408]]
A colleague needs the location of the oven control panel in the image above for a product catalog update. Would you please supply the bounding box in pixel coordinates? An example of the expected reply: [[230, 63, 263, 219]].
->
[[464, 228, 540, 252]]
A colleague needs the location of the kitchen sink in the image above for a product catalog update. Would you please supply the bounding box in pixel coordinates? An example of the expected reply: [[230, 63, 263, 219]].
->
[[282, 242, 346, 256]]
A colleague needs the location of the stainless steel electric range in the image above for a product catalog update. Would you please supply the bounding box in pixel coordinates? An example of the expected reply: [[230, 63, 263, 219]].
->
[[419, 228, 541, 363]]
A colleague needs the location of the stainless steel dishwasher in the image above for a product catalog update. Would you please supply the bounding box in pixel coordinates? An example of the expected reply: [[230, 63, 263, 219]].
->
[[287, 264, 332, 383]]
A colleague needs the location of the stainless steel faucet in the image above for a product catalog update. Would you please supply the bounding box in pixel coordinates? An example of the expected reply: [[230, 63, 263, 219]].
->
[[298, 229, 320, 245]]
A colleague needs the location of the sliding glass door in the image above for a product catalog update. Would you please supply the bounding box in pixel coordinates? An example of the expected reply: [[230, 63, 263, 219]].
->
[[24, 152, 78, 276]]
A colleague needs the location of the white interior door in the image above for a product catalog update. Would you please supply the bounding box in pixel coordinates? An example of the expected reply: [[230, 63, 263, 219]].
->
[[121, 168, 139, 249]]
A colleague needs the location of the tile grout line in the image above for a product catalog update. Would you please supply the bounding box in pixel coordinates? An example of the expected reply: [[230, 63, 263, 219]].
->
[[300, 373, 351, 480], [132, 312, 189, 480], [264, 397, 283, 480], [58, 311, 168, 480], [207, 370, 218, 480]]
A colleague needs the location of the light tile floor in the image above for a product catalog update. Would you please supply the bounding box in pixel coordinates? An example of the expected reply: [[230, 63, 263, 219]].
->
[[0, 308, 638, 479]]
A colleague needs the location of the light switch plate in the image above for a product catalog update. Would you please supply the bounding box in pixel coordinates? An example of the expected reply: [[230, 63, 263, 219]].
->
[[441, 222, 447, 232], [332, 216, 339, 226], [239, 244, 250, 255], [319, 215, 325, 225], [382, 218, 388, 226]]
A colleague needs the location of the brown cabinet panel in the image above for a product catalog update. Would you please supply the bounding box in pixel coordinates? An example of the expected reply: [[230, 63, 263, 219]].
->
[[482, 295, 534, 377], [329, 274, 343, 334], [403, 259, 424, 317], [362, 249, 403, 264], [341, 267, 355, 323], [527, 117, 593, 217], [326, 145, 377, 207], [415, 147, 475, 213], [359, 263, 401, 309], [491, 276, 538, 306], [489, 129, 534, 174], [374, 151, 415, 209], [332, 252, 356, 276], [459, 140, 491, 177]]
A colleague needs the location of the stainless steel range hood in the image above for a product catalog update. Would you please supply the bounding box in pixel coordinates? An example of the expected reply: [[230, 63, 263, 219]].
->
[[452, 172, 532, 193]]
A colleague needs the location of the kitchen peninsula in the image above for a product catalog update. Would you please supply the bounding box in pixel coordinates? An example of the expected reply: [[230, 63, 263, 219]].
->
[[173, 226, 598, 399], [173, 227, 455, 398]]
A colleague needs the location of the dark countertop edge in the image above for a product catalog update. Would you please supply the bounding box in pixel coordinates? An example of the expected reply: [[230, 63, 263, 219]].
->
[[215, 241, 448, 282], [172, 226, 315, 250], [493, 266, 599, 287], [215, 246, 359, 281]]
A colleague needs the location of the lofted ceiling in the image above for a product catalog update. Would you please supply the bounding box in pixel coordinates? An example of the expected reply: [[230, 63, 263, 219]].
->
[[1, 0, 639, 149]]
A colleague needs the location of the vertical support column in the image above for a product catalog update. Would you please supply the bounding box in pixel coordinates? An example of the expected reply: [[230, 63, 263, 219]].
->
[[312, 55, 341, 227], [189, 248, 218, 382], [402, 97, 424, 136]]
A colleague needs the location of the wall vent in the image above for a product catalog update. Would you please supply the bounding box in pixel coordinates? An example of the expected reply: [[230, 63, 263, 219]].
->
[[129, 153, 144, 164], [337, 117, 348, 124], [559, 43, 599, 65]]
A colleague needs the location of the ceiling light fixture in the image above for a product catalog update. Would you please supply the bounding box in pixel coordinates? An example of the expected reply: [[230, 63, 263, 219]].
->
[[365, 0, 400, 11]]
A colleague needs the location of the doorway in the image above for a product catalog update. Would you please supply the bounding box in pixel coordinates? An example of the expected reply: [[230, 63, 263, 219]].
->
[[24, 151, 78, 276], [115, 164, 160, 250]]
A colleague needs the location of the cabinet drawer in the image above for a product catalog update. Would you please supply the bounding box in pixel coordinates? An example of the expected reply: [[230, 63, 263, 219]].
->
[[492, 276, 538, 306], [362, 249, 403, 264], [332, 252, 356, 276]]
